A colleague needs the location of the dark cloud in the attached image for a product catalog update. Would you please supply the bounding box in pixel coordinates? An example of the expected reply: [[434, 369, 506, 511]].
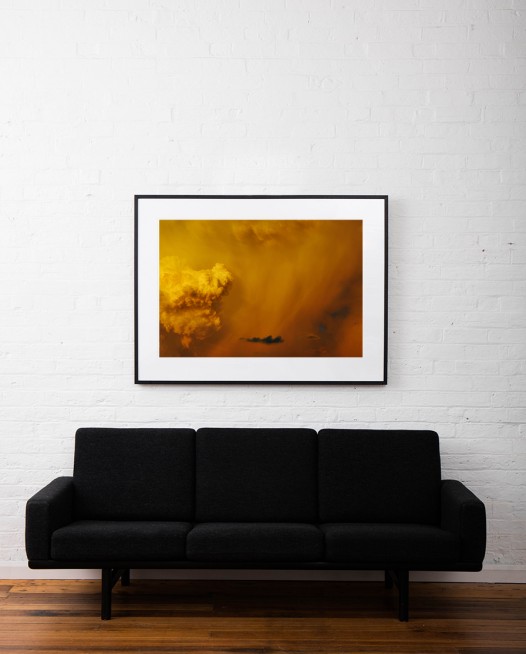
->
[[241, 335, 284, 345], [329, 305, 350, 319]]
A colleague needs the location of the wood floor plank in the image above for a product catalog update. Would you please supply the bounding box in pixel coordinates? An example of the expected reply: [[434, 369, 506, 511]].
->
[[0, 580, 524, 653]]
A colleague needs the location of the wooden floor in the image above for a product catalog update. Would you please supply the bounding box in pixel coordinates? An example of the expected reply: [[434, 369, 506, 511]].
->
[[0, 579, 525, 653]]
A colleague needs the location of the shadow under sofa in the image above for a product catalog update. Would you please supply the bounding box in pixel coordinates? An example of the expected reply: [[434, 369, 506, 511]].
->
[[25, 427, 486, 620]]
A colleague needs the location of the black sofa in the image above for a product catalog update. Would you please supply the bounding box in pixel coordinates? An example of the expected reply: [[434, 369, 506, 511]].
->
[[26, 427, 486, 621]]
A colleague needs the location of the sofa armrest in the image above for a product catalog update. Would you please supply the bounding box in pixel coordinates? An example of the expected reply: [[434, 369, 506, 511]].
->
[[441, 479, 486, 566], [25, 477, 74, 562]]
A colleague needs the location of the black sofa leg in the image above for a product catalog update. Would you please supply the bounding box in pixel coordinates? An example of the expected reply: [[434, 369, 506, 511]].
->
[[397, 570, 409, 622], [385, 569, 409, 621], [101, 568, 128, 620], [101, 568, 112, 620], [121, 569, 130, 587]]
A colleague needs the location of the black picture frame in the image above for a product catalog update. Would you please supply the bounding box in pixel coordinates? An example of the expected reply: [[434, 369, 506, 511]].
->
[[135, 195, 388, 384]]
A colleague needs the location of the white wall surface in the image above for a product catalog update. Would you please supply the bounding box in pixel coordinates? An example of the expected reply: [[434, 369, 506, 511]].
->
[[0, 0, 525, 580]]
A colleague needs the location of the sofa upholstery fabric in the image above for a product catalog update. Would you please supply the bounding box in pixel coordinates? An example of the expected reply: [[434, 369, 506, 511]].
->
[[51, 520, 192, 561], [322, 523, 459, 563], [187, 523, 324, 562], [73, 428, 195, 521], [441, 479, 487, 564], [318, 429, 442, 524], [25, 477, 74, 561], [195, 428, 318, 522]]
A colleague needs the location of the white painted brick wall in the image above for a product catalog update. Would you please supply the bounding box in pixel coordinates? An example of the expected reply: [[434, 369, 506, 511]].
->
[[0, 0, 525, 579]]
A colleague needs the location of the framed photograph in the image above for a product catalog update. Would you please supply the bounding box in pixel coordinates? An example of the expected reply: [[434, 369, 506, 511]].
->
[[135, 195, 387, 384]]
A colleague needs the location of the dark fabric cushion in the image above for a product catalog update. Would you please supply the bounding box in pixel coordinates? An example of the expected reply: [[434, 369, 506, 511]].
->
[[322, 523, 459, 564], [195, 428, 318, 522], [73, 428, 195, 520], [187, 523, 324, 562], [51, 520, 191, 561], [318, 429, 441, 524]]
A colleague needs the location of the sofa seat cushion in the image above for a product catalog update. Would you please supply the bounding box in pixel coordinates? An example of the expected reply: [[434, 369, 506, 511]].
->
[[322, 524, 459, 564], [51, 521, 192, 561], [187, 523, 324, 562]]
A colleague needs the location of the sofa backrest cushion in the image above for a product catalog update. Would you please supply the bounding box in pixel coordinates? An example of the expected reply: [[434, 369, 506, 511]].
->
[[73, 428, 195, 520], [318, 429, 441, 524], [195, 428, 318, 522]]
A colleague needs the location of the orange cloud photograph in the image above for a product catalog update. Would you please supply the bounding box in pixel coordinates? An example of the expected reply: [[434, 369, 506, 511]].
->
[[159, 219, 363, 358]]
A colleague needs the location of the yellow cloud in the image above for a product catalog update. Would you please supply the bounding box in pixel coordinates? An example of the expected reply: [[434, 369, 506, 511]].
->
[[231, 220, 311, 246], [159, 257, 233, 349]]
